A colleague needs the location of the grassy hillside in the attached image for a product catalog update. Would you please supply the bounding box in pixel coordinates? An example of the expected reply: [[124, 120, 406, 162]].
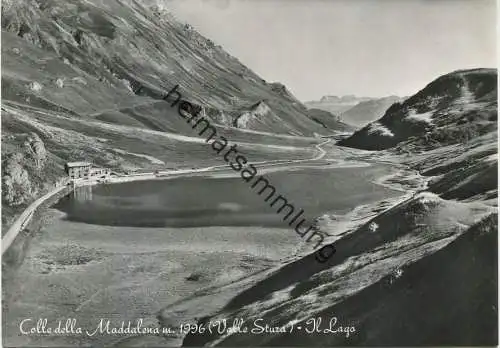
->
[[1, 0, 330, 136]]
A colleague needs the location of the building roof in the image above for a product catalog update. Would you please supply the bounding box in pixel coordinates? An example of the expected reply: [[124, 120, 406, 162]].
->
[[66, 161, 92, 168]]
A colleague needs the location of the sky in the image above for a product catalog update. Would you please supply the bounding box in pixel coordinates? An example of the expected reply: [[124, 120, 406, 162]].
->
[[163, 0, 496, 101]]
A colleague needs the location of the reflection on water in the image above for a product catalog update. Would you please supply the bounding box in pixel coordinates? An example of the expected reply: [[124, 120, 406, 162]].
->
[[73, 185, 93, 202]]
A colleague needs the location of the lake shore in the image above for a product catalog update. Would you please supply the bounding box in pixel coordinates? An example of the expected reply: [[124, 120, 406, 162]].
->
[[2, 152, 419, 347]]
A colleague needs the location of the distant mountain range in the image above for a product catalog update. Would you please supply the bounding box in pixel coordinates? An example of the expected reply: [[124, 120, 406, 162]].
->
[[305, 95, 372, 114], [305, 95, 403, 128], [341, 96, 402, 127]]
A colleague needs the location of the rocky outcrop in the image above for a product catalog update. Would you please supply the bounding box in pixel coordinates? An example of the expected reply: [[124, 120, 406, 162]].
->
[[268, 82, 302, 104], [2, 152, 33, 206], [2, 132, 48, 206], [23, 132, 47, 170], [232, 101, 298, 133]]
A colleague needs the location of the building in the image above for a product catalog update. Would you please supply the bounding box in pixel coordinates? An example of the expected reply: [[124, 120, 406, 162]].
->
[[65, 162, 111, 181], [90, 167, 111, 179], [65, 162, 92, 180]]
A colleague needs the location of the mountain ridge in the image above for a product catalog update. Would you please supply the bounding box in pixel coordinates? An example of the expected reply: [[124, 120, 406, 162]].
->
[[340, 96, 402, 127], [305, 95, 402, 127], [339, 69, 497, 150], [305, 95, 374, 114], [1, 0, 334, 137]]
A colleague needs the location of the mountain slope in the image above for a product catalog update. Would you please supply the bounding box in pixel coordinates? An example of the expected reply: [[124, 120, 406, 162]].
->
[[305, 108, 355, 133], [341, 96, 401, 127], [1, 0, 329, 136], [182, 189, 497, 346], [339, 69, 497, 150]]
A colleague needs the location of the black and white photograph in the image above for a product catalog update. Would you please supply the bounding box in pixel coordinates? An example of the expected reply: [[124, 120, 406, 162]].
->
[[1, 0, 498, 346]]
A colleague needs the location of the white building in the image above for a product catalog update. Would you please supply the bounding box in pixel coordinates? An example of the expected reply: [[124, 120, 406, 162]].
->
[[90, 167, 111, 179], [65, 162, 92, 180], [65, 162, 110, 181]]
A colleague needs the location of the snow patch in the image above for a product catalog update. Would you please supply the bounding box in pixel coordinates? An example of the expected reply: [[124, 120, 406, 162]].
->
[[368, 222, 379, 233], [483, 153, 498, 163], [29, 82, 43, 92], [366, 122, 394, 137], [55, 78, 65, 88], [72, 77, 87, 85], [455, 74, 475, 105], [406, 109, 434, 124], [180, 59, 193, 72], [120, 78, 134, 93], [414, 192, 442, 204]]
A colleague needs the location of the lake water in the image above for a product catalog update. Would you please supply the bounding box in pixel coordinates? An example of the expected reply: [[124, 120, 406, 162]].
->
[[3, 164, 401, 347], [54, 165, 398, 228]]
